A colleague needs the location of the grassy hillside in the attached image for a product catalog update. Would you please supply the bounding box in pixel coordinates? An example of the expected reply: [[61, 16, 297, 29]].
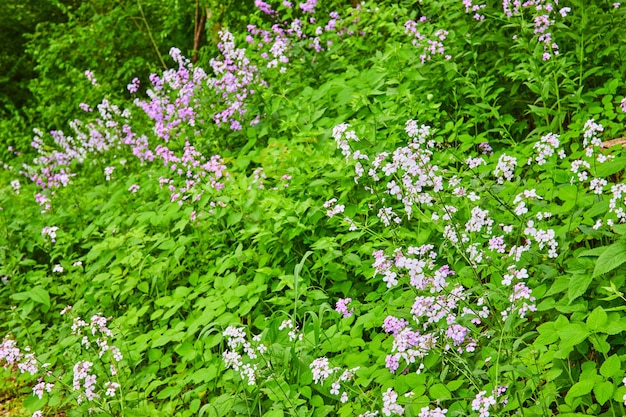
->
[[2, 1, 626, 416]]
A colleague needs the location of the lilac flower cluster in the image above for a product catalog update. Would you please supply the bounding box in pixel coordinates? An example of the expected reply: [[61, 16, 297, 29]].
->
[[222, 326, 267, 386], [530, 132, 565, 165], [381, 388, 404, 416], [375, 246, 481, 371], [493, 154, 517, 184], [10, 179, 20, 194], [404, 19, 451, 63], [207, 2, 364, 131], [503, 0, 572, 60], [471, 387, 508, 416], [208, 30, 263, 131], [278, 318, 303, 341], [22, 96, 136, 203], [309, 357, 359, 403], [0, 337, 42, 375], [324, 198, 345, 218], [463, 0, 486, 20], [247, 24, 292, 73], [155, 141, 227, 206], [135, 48, 207, 141], [41, 226, 59, 243], [24, 55, 229, 214], [1, 309, 124, 412], [65, 312, 124, 404], [326, 119, 586, 412], [335, 297, 353, 318]]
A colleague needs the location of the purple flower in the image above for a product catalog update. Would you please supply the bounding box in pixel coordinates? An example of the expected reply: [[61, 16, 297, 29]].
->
[[127, 77, 140, 93], [335, 298, 353, 318], [299, 0, 317, 13], [382, 316, 408, 335]]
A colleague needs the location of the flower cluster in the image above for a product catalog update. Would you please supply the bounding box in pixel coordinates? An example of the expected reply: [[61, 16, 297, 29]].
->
[[42, 226, 59, 243], [463, 0, 486, 20], [155, 142, 227, 206], [471, 386, 508, 416], [494, 154, 517, 184], [326, 119, 575, 412], [10, 179, 20, 194], [381, 388, 404, 416], [221, 326, 267, 386], [404, 19, 451, 63], [208, 30, 263, 131], [335, 298, 353, 318], [530, 132, 565, 165], [23, 49, 229, 215], [135, 48, 207, 141], [503, 0, 571, 60], [278, 319, 303, 341], [0, 337, 41, 375], [324, 198, 345, 218], [309, 357, 359, 403]]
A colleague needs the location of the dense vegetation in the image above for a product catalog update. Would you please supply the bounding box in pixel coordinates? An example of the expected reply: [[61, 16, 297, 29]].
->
[[2, 0, 626, 416]]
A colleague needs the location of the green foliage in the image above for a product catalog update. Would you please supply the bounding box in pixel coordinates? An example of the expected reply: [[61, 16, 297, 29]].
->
[[2, 0, 626, 416]]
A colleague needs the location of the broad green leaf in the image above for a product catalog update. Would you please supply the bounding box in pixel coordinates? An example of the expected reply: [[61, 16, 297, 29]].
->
[[558, 323, 589, 348], [263, 404, 284, 417], [32, 287, 49, 306], [568, 273, 593, 303], [600, 355, 621, 378], [15, 286, 50, 308], [564, 379, 594, 404], [593, 241, 626, 277], [429, 383, 451, 400], [577, 247, 608, 257], [586, 307, 608, 332], [535, 322, 559, 346], [593, 381, 614, 405], [590, 334, 611, 354], [157, 385, 182, 399]]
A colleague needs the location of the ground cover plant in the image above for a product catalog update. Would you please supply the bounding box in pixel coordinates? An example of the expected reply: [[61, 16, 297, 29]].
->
[[2, 0, 626, 416]]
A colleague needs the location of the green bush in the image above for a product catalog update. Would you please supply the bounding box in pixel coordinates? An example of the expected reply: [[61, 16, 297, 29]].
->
[[2, 1, 626, 416]]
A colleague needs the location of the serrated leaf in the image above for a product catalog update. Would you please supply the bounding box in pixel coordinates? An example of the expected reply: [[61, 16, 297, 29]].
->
[[586, 307, 608, 331], [568, 273, 593, 303], [565, 379, 594, 404], [545, 276, 570, 297], [593, 241, 626, 277], [18, 286, 50, 308], [264, 404, 284, 417], [600, 355, 621, 378], [429, 383, 451, 400], [578, 247, 608, 257], [558, 323, 589, 348], [593, 381, 614, 405]]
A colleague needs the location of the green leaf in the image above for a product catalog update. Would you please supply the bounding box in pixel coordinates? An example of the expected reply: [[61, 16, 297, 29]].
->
[[590, 334, 611, 354], [558, 323, 589, 348], [586, 307, 608, 332], [428, 383, 451, 400], [568, 273, 593, 303], [158, 238, 176, 250], [264, 409, 285, 417], [565, 379, 595, 404], [600, 355, 621, 378], [535, 322, 559, 346], [593, 241, 626, 277], [578, 247, 608, 257], [593, 381, 614, 405], [157, 385, 182, 400], [18, 286, 50, 308], [187, 367, 217, 383]]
